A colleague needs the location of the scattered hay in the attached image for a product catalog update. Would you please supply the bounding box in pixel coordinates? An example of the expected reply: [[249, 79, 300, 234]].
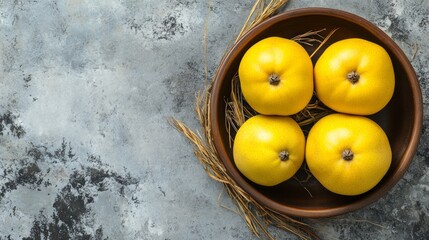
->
[[171, 1, 339, 239]]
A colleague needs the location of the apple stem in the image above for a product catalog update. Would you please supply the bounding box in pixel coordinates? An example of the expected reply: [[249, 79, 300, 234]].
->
[[342, 148, 354, 161], [269, 73, 281, 85], [347, 71, 360, 84], [279, 150, 289, 161]]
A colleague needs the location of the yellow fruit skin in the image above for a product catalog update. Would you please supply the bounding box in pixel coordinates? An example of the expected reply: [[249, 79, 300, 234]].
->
[[238, 37, 313, 116], [314, 38, 395, 115], [233, 115, 305, 186], [305, 114, 392, 196]]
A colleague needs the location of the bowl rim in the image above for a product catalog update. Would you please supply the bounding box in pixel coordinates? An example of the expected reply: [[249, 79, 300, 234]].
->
[[210, 7, 423, 218]]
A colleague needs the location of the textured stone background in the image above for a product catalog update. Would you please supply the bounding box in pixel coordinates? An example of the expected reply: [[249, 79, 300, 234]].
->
[[0, 0, 428, 239]]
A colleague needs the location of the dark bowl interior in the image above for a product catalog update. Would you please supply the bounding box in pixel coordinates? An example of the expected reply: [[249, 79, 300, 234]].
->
[[210, 8, 423, 218]]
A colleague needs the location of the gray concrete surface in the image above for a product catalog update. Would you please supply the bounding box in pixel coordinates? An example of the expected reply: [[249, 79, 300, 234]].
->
[[0, 0, 428, 239]]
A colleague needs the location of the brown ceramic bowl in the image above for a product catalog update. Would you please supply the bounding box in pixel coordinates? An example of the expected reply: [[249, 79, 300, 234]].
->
[[210, 8, 423, 218]]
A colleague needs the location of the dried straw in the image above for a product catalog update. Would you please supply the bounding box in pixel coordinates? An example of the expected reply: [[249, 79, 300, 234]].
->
[[170, 1, 337, 239]]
